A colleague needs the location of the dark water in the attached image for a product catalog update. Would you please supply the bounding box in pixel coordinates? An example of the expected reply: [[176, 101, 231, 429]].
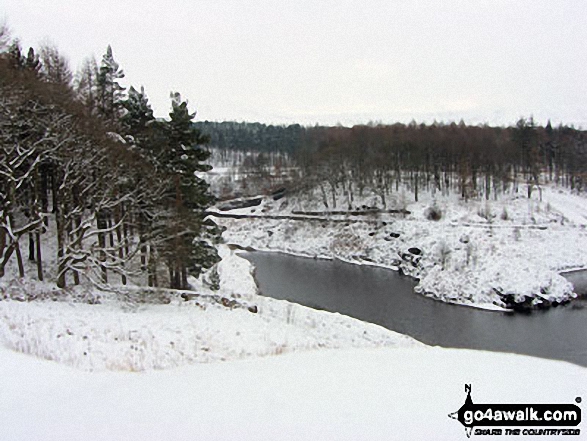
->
[[561, 269, 587, 296], [244, 252, 587, 367]]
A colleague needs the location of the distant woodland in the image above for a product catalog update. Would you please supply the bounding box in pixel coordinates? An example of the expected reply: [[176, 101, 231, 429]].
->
[[199, 117, 587, 207]]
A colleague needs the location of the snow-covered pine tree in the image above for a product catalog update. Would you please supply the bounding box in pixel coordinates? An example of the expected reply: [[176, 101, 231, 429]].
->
[[206, 265, 220, 291], [166, 92, 214, 206], [122, 86, 154, 146], [159, 93, 221, 289], [96, 45, 125, 123], [90, 46, 127, 284], [120, 86, 163, 286]]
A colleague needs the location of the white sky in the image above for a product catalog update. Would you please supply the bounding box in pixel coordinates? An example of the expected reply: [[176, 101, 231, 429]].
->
[[2, 0, 587, 127]]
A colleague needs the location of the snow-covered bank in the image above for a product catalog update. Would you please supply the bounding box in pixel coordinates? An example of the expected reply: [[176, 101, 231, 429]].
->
[[1, 344, 584, 441], [213, 185, 587, 310], [0, 248, 419, 371], [0, 242, 584, 440]]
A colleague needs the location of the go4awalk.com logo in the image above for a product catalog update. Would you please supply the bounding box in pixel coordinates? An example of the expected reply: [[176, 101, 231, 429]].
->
[[449, 385, 582, 437]]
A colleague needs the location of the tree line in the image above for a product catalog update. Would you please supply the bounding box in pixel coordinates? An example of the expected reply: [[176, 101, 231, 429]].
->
[[195, 121, 305, 155], [293, 120, 587, 208], [0, 26, 221, 290], [199, 118, 587, 208]]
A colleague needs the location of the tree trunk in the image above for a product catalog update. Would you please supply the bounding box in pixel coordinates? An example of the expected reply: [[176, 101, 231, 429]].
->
[[168, 266, 174, 289], [28, 233, 35, 261], [181, 266, 188, 290], [0, 228, 6, 278], [56, 213, 66, 289], [97, 211, 108, 284], [14, 241, 25, 278], [115, 211, 126, 285], [35, 232, 43, 281], [174, 264, 181, 289]]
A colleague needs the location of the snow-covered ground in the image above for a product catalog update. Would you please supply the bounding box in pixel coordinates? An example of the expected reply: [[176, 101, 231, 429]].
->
[[0, 246, 585, 440], [213, 184, 587, 310], [1, 344, 585, 441], [1, 182, 585, 439], [0, 247, 419, 371]]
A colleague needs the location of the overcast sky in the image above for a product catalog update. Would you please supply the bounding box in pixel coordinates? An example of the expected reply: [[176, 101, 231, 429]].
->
[[2, 0, 587, 127]]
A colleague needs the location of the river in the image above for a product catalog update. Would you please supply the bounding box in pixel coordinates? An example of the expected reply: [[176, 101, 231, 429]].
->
[[244, 252, 587, 367]]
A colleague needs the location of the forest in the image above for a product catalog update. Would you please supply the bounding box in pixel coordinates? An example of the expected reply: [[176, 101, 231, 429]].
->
[[294, 120, 587, 208], [201, 117, 587, 208], [0, 27, 221, 291]]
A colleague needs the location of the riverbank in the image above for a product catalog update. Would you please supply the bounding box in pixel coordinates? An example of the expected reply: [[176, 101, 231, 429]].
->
[[0, 247, 420, 371], [212, 184, 587, 310], [1, 250, 585, 440], [245, 251, 587, 366]]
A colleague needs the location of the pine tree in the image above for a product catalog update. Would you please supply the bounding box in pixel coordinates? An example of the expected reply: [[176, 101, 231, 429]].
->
[[166, 92, 214, 207], [122, 86, 154, 144], [24, 47, 41, 74], [75, 56, 99, 116], [159, 93, 220, 289], [121, 85, 160, 285], [96, 45, 125, 122], [206, 265, 220, 291], [7, 39, 23, 69]]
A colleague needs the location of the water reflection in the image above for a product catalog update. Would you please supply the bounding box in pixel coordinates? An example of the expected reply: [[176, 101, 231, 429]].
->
[[244, 252, 587, 367]]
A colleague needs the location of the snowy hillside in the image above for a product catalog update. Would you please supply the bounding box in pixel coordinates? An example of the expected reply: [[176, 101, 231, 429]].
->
[[0, 229, 584, 441], [1, 247, 585, 439], [0, 247, 419, 371], [1, 344, 585, 441], [213, 184, 587, 310]]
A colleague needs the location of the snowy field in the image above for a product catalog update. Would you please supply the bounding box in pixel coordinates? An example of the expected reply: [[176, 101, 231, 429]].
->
[[1, 345, 585, 441], [213, 184, 587, 310], [0, 249, 585, 440], [0, 247, 419, 371]]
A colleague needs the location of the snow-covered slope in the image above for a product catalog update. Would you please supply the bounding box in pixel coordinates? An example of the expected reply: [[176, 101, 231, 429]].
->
[[214, 185, 587, 310], [0, 344, 584, 441], [0, 242, 583, 441], [0, 248, 419, 371]]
